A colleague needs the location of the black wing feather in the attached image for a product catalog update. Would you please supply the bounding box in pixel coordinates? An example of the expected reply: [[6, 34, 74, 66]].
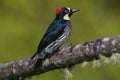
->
[[32, 20, 67, 59]]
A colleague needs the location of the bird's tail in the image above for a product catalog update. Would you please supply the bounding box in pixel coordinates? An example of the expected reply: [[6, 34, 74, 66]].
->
[[31, 52, 37, 59], [33, 52, 48, 69], [34, 57, 43, 69]]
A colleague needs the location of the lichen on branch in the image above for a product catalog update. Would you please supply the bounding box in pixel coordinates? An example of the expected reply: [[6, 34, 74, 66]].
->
[[0, 35, 120, 80]]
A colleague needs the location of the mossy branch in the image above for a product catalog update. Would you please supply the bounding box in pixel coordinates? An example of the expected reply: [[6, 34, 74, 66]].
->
[[0, 35, 120, 80]]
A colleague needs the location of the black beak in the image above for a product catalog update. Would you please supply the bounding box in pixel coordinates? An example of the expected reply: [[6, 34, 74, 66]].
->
[[69, 9, 80, 16], [71, 9, 80, 13]]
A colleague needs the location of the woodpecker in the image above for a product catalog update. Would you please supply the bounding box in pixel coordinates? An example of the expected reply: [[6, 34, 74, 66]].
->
[[32, 7, 79, 69]]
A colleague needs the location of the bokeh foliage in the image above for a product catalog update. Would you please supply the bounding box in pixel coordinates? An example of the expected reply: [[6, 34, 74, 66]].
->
[[0, 0, 120, 80]]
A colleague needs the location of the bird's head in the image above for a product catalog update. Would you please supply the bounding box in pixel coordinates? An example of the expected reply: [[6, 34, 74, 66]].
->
[[56, 7, 80, 20]]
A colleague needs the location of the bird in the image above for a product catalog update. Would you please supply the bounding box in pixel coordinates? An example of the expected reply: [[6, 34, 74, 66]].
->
[[31, 7, 79, 69]]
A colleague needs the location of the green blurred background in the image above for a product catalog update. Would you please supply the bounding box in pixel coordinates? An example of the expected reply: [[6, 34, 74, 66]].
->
[[0, 0, 120, 80]]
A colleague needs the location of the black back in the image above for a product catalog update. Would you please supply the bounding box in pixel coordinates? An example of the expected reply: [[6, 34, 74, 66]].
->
[[36, 18, 71, 53]]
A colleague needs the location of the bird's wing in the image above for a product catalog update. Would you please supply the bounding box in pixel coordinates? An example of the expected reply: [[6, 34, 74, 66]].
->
[[36, 21, 66, 53]]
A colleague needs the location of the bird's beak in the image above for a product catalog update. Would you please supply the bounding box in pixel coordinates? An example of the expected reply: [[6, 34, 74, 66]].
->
[[71, 9, 80, 13], [69, 9, 80, 16]]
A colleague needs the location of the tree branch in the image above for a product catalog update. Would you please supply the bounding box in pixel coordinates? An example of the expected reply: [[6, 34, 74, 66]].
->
[[0, 35, 120, 80]]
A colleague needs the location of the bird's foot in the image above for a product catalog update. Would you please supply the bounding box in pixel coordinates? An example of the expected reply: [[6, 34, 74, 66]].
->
[[66, 43, 75, 53]]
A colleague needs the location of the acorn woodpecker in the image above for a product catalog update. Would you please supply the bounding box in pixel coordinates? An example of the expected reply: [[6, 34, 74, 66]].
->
[[32, 7, 79, 69]]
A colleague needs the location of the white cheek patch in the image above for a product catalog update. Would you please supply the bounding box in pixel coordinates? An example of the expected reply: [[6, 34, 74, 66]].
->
[[63, 14, 70, 20], [63, 7, 71, 20]]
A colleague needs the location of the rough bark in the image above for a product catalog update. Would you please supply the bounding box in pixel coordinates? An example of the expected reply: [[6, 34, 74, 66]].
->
[[0, 35, 120, 80]]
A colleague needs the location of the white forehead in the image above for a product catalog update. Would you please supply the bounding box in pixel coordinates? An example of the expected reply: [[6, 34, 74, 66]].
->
[[66, 7, 70, 11]]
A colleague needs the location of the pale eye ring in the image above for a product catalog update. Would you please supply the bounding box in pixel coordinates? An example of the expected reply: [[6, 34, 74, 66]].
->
[[65, 10, 68, 13]]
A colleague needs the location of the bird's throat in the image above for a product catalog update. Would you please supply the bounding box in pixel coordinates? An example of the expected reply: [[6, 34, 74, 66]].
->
[[63, 14, 70, 20]]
